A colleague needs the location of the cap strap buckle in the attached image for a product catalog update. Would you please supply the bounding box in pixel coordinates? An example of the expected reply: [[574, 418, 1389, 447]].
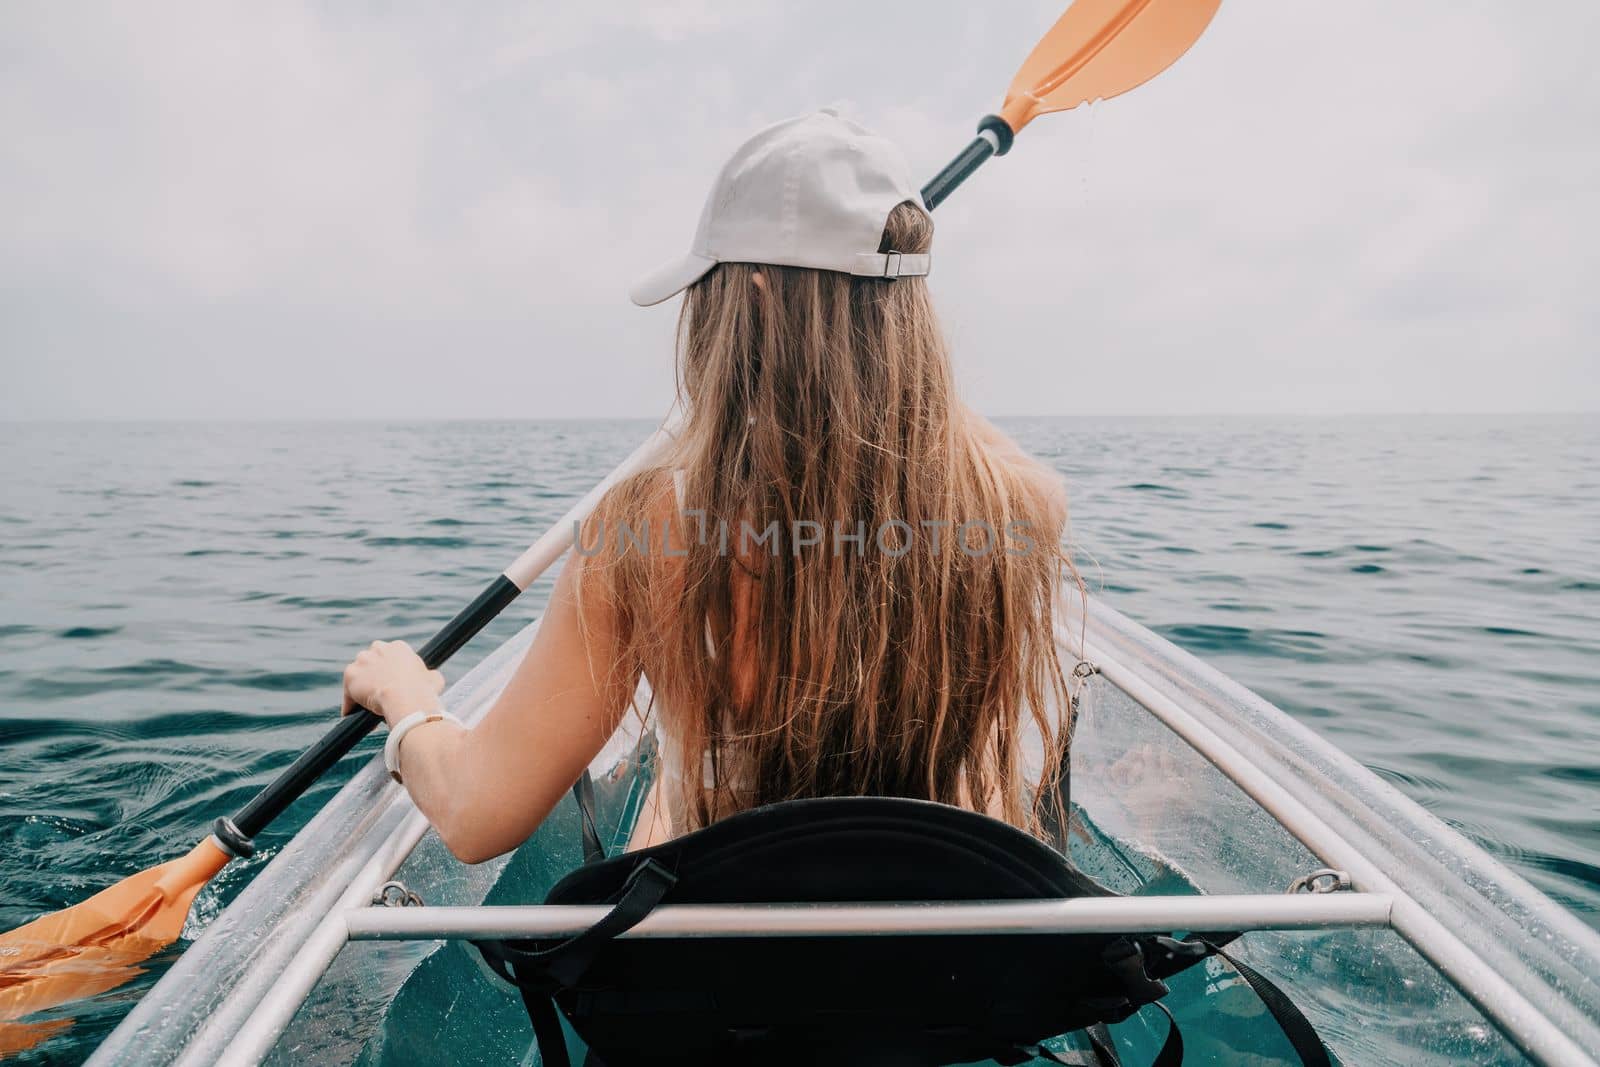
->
[[851, 251, 931, 280]]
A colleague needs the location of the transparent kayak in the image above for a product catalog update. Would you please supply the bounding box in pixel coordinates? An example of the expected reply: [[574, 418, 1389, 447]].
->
[[84, 455, 1600, 1066]]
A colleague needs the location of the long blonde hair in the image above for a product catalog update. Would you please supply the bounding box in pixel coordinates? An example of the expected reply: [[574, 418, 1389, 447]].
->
[[584, 202, 1077, 835]]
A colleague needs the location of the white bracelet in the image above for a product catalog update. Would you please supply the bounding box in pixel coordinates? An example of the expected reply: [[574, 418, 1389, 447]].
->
[[384, 707, 461, 784]]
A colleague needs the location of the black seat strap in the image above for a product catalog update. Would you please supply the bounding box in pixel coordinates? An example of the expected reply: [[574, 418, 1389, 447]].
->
[[544, 859, 677, 986], [1144, 1002, 1182, 1067], [511, 972, 573, 1067], [1200, 941, 1329, 1067], [1142, 932, 1327, 1066], [572, 770, 605, 865], [477, 859, 677, 1065]]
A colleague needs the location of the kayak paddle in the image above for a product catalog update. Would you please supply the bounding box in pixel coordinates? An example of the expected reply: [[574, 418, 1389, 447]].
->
[[922, 0, 1223, 209], [0, 0, 1224, 1037]]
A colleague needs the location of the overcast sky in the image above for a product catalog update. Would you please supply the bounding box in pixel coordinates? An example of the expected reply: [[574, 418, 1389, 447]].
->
[[2, 1, 1596, 419]]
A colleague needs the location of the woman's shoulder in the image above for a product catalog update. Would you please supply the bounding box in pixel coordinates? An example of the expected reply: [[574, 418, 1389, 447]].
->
[[584, 465, 696, 573], [591, 465, 680, 526]]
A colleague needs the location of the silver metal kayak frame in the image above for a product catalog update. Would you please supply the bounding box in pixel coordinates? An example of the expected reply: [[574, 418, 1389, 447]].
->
[[88, 428, 1600, 1067], [345, 893, 1398, 941]]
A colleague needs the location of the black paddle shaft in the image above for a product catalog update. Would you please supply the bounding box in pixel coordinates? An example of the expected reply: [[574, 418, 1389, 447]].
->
[[225, 574, 522, 843], [920, 114, 1016, 211]]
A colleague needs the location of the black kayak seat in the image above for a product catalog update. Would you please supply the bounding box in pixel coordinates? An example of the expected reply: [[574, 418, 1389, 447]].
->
[[476, 794, 1329, 1067]]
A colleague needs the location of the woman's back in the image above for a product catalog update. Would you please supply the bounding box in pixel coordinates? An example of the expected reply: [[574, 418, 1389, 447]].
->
[[584, 196, 1076, 839]]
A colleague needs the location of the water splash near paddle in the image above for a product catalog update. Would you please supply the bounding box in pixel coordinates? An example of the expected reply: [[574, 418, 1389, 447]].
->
[[0, 839, 228, 1041]]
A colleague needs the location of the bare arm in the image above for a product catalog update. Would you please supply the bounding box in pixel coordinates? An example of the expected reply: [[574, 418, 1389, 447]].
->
[[341, 552, 636, 864]]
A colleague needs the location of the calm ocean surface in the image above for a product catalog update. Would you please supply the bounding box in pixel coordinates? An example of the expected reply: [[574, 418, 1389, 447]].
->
[[2, 414, 1597, 1061]]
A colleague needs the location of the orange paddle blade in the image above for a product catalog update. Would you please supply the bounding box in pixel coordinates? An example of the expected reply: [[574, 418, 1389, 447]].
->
[[999, 0, 1223, 132], [0, 838, 229, 1031]]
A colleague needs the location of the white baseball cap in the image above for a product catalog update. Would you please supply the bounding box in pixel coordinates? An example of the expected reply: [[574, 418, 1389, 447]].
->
[[629, 108, 931, 307]]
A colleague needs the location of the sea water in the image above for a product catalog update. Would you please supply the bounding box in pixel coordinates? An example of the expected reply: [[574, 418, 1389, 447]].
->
[[1, 414, 1596, 1063]]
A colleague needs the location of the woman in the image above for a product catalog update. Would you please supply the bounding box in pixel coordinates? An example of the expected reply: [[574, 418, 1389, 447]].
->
[[341, 110, 1078, 863]]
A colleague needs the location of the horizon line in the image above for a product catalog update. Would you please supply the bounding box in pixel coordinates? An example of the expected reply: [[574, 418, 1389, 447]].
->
[[2, 409, 1597, 425]]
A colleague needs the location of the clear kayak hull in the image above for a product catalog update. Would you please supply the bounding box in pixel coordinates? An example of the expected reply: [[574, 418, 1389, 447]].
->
[[86, 597, 1600, 1067]]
